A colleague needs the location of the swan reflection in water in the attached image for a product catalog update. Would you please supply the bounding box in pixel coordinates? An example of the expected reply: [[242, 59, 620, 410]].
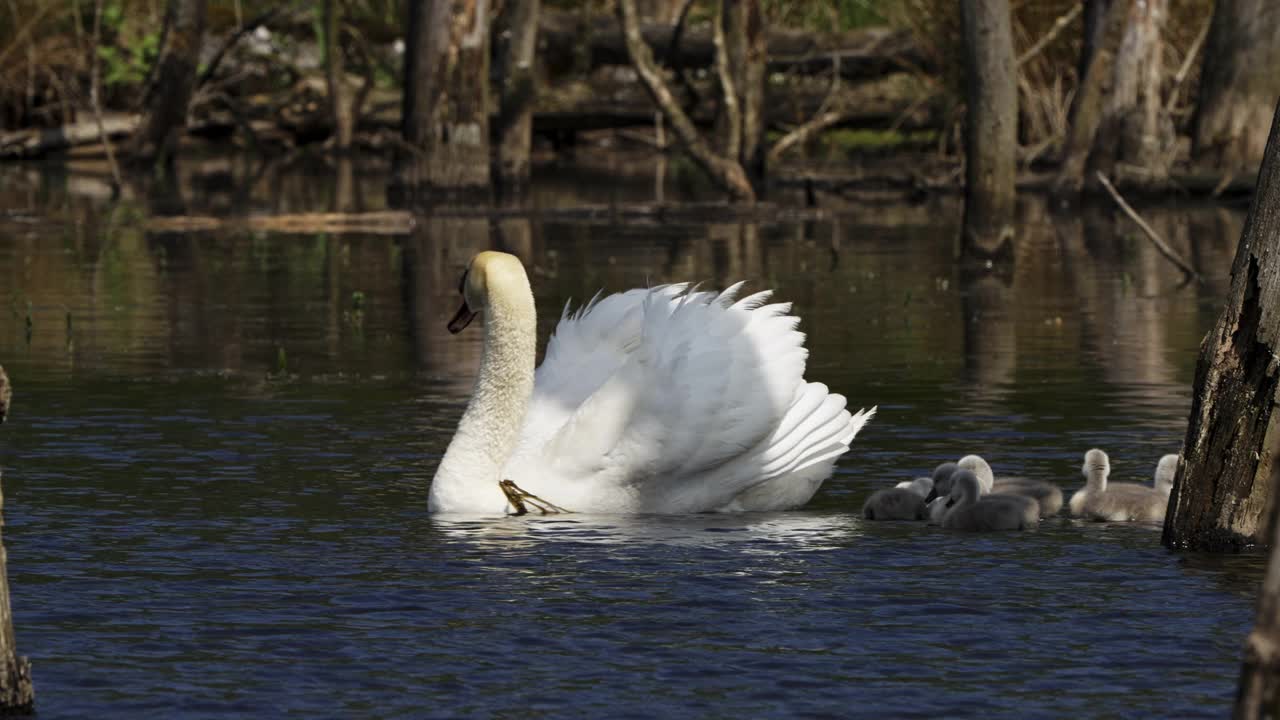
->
[[429, 511, 863, 553]]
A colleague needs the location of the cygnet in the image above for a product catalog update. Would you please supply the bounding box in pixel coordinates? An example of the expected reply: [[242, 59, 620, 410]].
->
[[1069, 449, 1169, 523], [958, 454, 1064, 517], [941, 470, 1040, 531], [862, 486, 927, 521], [1153, 454, 1179, 496], [894, 476, 934, 498]]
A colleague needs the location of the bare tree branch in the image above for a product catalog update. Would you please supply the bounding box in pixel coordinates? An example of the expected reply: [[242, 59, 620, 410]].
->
[[1096, 171, 1200, 280], [713, 0, 740, 161], [90, 0, 123, 192], [615, 0, 755, 201], [1017, 2, 1083, 66]]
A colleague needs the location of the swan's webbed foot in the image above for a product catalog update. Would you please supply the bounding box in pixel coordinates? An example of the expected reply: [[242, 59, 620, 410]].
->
[[500, 479, 570, 516]]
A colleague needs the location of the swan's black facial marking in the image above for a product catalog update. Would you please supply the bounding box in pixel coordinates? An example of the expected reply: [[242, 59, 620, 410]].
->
[[448, 267, 477, 334]]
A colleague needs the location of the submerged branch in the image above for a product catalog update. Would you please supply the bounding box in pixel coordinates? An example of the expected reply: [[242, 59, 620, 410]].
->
[[1096, 171, 1201, 280]]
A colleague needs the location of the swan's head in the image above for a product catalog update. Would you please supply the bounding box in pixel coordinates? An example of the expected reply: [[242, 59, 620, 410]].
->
[[945, 469, 983, 508], [1083, 448, 1110, 478], [956, 455, 994, 493], [1154, 454, 1179, 494], [924, 462, 958, 502], [0, 364, 9, 424], [448, 251, 530, 333]]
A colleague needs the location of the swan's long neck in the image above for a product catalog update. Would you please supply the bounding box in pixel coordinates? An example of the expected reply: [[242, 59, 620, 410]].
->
[[430, 280, 537, 513]]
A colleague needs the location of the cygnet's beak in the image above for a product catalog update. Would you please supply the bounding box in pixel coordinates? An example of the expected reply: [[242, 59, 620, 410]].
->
[[447, 300, 477, 334], [924, 488, 938, 504]]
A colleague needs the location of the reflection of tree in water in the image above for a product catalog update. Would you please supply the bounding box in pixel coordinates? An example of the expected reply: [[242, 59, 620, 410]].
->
[[402, 219, 490, 393], [960, 266, 1017, 406]]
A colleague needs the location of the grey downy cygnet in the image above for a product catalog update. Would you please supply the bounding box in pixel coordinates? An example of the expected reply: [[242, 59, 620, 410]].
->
[[1153, 454, 1179, 496], [941, 470, 1040, 531], [1069, 449, 1169, 523], [863, 486, 927, 521], [957, 454, 1063, 517], [895, 476, 934, 498], [920, 462, 958, 524]]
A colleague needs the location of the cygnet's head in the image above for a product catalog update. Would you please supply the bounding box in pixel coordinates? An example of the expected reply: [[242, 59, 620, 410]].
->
[[1154, 454, 1179, 494], [925, 462, 959, 502], [946, 469, 983, 508], [1083, 448, 1110, 478], [956, 455, 995, 493], [449, 251, 529, 333]]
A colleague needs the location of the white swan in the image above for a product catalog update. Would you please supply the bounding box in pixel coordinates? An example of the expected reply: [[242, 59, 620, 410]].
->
[[1153, 454, 1179, 496], [941, 470, 1039, 531], [428, 251, 876, 515], [957, 455, 1064, 517], [1069, 449, 1168, 522]]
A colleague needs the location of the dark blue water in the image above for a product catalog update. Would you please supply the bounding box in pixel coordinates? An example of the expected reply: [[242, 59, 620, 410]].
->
[[0, 163, 1263, 717]]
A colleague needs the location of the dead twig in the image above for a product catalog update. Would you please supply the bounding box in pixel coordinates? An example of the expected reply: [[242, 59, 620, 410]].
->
[[712, 1, 740, 161], [1095, 171, 1201, 280], [1165, 16, 1210, 113], [1016, 2, 1083, 66]]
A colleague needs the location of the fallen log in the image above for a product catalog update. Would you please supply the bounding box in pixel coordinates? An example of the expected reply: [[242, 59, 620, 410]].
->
[[0, 114, 139, 160], [538, 9, 933, 82]]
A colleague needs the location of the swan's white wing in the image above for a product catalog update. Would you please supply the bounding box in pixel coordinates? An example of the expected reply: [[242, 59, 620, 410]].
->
[[513, 283, 861, 512], [508, 285, 687, 465]]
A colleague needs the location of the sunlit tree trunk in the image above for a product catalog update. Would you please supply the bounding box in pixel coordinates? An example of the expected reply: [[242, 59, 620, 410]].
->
[[960, 0, 1017, 256], [1192, 0, 1280, 179], [129, 0, 207, 167], [401, 0, 491, 194], [1163, 97, 1280, 553], [495, 0, 541, 195], [1090, 0, 1170, 187]]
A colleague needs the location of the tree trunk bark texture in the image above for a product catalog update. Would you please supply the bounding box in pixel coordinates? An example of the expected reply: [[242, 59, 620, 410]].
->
[[129, 0, 207, 167], [1056, 0, 1127, 195], [401, 0, 491, 193], [960, 0, 1017, 257], [1237, 475, 1280, 718], [615, 0, 754, 202], [1163, 98, 1280, 554], [495, 0, 541, 194], [0, 368, 33, 714], [1193, 0, 1280, 178]]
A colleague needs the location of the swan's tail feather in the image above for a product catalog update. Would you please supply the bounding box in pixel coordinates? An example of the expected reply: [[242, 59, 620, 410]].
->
[[760, 392, 872, 479]]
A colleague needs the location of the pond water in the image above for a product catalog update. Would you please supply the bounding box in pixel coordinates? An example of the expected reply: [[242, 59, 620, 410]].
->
[[0, 156, 1266, 718]]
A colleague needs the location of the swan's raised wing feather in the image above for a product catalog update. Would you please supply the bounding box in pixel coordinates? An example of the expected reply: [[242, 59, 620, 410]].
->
[[522, 284, 823, 511]]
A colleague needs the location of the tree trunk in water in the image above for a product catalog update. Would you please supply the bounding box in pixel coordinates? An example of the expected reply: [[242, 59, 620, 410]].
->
[[129, 0, 207, 167], [401, 0, 491, 195], [960, 0, 1017, 257], [1090, 0, 1171, 188], [1192, 0, 1280, 179], [1056, 0, 1127, 195], [722, 0, 766, 189], [1162, 97, 1280, 554], [1237, 474, 1280, 718], [495, 0, 541, 195], [0, 368, 33, 715], [322, 0, 352, 151]]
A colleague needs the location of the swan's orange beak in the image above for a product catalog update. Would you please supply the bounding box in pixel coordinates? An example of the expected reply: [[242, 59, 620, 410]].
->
[[448, 301, 477, 334]]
